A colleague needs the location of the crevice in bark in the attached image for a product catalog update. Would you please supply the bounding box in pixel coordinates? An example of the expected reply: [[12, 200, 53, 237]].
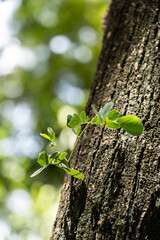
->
[[68, 181, 87, 240], [146, 87, 155, 122], [124, 144, 146, 239], [90, 144, 124, 235], [64, 216, 70, 240], [119, 3, 139, 72], [86, 127, 105, 187], [139, 190, 160, 240], [138, 32, 150, 69]]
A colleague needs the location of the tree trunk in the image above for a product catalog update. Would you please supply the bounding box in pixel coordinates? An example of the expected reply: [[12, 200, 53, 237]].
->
[[50, 0, 160, 239]]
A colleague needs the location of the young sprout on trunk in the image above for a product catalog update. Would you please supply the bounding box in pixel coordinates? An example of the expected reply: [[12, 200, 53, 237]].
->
[[31, 102, 143, 180]]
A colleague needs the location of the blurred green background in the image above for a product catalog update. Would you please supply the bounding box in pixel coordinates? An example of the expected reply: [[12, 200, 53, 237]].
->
[[0, 0, 109, 239]]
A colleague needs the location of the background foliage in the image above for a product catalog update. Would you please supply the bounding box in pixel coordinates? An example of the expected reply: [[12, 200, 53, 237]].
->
[[0, 0, 109, 239]]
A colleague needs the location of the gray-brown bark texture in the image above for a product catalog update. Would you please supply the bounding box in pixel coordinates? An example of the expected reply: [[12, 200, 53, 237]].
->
[[51, 0, 160, 239]]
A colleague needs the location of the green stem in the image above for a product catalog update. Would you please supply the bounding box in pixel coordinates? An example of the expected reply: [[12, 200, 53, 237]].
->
[[68, 122, 91, 164], [53, 143, 69, 166], [54, 143, 61, 153]]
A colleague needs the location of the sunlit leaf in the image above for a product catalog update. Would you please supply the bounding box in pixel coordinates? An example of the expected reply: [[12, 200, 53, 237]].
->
[[91, 116, 102, 124], [108, 110, 119, 120], [59, 152, 67, 160], [48, 152, 59, 163], [81, 111, 86, 123], [68, 114, 82, 128], [52, 159, 61, 165], [77, 126, 81, 136], [59, 164, 84, 179], [105, 119, 121, 129], [38, 151, 48, 166], [86, 116, 89, 122], [47, 127, 55, 142], [117, 115, 143, 136], [30, 166, 47, 178], [40, 133, 51, 141]]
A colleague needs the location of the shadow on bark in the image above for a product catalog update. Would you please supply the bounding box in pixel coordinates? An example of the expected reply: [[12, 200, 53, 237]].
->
[[140, 190, 160, 240], [67, 181, 87, 240]]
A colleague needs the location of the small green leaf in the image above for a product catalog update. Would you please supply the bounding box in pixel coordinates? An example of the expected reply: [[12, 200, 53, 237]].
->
[[40, 133, 51, 141], [116, 113, 124, 119], [81, 111, 86, 123], [59, 163, 68, 168], [30, 166, 47, 178], [59, 152, 67, 160], [52, 159, 61, 165], [48, 152, 58, 163], [77, 126, 81, 136], [99, 102, 113, 118], [67, 115, 73, 126], [117, 115, 143, 136], [91, 116, 102, 124], [108, 110, 119, 120], [38, 151, 48, 166], [47, 127, 55, 142], [49, 143, 55, 147], [59, 165, 84, 179], [68, 114, 82, 128], [91, 105, 103, 122], [72, 128, 77, 135], [105, 119, 121, 129], [91, 104, 99, 115]]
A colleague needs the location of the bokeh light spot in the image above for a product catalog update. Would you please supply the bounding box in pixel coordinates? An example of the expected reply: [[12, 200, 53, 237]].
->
[[49, 35, 71, 54]]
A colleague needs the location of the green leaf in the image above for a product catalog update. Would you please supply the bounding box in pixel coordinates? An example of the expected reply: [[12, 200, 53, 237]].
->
[[52, 159, 61, 165], [47, 127, 55, 142], [59, 163, 68, 168], [108, 110, 119, 120], [49, 143, 55, 147], [67, 115, 73, 126], [91, 116, 102, 124], [59, 152, 67, 160], [38, 151, 48, 166], [68, 114, 82, 128], [76, 126, 81, 136], [91, 104, 99, 115], [30, 166, 47, 178], [117, 115, 143, 136], [81, 111, 86, 123], [99, 102, 113, 118], [59, 164, 84, 179], [40, 133, 51, 141], [91, 105, 103, 122], [105, 119, 121, 129], [72, 128, 77, 135], [116, 113, 124, 119], [48, 152, 58, 163]]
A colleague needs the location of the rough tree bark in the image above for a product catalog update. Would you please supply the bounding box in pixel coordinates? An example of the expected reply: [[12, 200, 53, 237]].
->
[[51, 0, 160, 239]]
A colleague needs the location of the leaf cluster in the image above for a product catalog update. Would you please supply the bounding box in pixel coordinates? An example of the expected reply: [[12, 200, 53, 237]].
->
[[31, 102, 143, 180], [67, 111, 89, 136], [91, 102, 143, 136], [31, 127, 84, 179]]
